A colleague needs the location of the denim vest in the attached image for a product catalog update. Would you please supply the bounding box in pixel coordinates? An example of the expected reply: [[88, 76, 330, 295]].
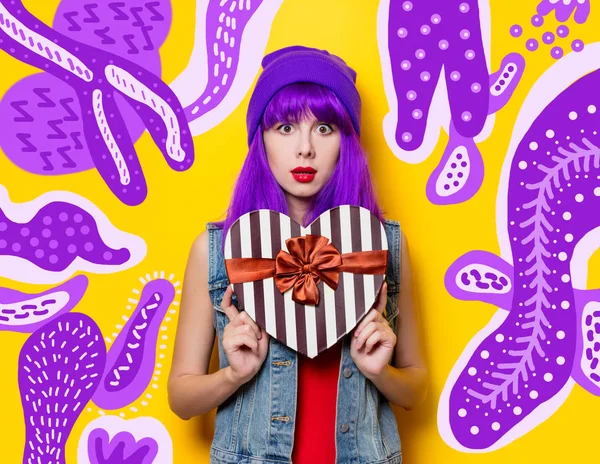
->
[[207, 219, 403, 464]]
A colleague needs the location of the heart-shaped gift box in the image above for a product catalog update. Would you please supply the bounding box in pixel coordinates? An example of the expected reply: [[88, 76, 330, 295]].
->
[[224, 205, 388, 358]]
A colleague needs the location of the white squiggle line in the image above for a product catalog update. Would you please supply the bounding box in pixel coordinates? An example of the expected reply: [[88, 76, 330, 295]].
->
[[92, 89, 130, 186], [104, 65, 185, 163], [0, 5, 93, 82], [170, 0, 283, 136]]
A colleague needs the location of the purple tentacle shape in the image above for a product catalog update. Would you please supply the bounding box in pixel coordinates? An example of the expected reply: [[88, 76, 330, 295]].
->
[[92, 277, 175, 410], [19, 312, 107, 464], [169, 0, 283, 135], [0, 0, 172, 177], [439, 44, 600, 451], [0, 275, 87, 333], [0, 0, 193, 206], [0, 184, 146, 284]]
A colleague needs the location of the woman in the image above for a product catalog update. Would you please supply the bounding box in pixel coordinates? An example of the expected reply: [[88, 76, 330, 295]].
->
[[168, 46, 427, 463]]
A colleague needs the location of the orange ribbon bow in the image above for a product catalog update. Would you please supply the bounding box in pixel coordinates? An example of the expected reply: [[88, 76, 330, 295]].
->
[[225, 234, 388, 305]]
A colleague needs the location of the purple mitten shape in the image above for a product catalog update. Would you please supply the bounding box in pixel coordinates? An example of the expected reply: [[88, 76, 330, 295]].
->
[[0, 185, 146, 284], [170, 0, 283, 135], [537, 0, 590, 24], [0, 0, 193, 206], [0, 275, 87, 333], [379, 0, 526, 205], [92, 278, 175, 409], [439, 50, 600, 451], [0, 0, 171, 177], [88, 429, 158, 464], [382, 0, 489, 153], [19, 312, 107, 464], [78, 416, 173, 464]]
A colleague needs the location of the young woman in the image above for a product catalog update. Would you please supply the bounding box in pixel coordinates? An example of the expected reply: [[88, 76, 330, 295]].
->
[[168, 46, 427, 463]]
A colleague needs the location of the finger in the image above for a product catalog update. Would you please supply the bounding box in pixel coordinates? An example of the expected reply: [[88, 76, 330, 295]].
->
[[375, 282, 388, 313], [355, 321, 381, 350], [354, 308, 381, 339], [237, 311, 262, 339], [232, 324, 260, 342], [364, 331, 383, 353], [231, 333, 259, 354], [221, 286, 239, 322]]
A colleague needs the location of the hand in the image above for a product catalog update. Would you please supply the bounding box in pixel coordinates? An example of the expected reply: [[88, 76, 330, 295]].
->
[[350, 282, 397, 380], [221, 286, 269, 385]]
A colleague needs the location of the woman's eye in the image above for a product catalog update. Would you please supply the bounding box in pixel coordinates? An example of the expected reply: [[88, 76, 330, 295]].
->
[[317, 124, 333, 134], [277, 124, 294, 134]]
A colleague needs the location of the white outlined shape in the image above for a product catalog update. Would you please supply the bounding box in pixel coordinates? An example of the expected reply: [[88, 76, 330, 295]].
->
[[169, 0, 284, 136], [0, 185, 146, 284], [438, 43, 600, 452], [377, 0, 494, 164]]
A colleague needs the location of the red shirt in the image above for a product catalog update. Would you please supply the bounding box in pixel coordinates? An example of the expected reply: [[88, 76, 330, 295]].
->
[[292, 341, 343, 463]]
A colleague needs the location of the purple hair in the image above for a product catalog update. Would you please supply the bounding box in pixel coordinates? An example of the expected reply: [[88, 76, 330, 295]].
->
[[218, 83, 384, 249]]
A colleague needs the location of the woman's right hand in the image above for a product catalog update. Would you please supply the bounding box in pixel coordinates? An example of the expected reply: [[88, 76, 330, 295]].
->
[[221, 286, 270, 385]]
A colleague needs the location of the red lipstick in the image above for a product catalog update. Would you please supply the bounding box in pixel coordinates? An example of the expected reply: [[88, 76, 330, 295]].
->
[[291, 166, 317, 183]]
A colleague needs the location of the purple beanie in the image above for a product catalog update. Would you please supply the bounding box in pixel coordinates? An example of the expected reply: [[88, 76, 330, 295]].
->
[[246, 45, 361, 144]]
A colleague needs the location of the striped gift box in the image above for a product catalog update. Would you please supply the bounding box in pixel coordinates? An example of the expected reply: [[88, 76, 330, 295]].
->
[[224, 205, 388, 359]]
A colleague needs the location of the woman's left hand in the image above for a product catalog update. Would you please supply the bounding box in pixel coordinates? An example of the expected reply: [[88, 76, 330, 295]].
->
[[350, 282, 397, 380]]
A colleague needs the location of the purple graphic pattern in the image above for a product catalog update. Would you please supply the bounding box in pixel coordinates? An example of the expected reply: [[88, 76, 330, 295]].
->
[[443, 68, 600, 450], [19, 312, 106, 464], [0, 0, 193, 206], [0, 0, 171, 177]]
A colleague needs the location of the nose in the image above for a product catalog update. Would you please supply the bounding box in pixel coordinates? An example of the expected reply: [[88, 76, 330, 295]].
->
[[296, 127, 314, 159]]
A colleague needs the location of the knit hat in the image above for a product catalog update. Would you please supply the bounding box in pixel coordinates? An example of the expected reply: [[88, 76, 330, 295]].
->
[[246, 45, 361, 144]]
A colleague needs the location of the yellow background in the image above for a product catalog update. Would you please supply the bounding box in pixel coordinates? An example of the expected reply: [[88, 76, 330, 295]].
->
[[1, 0, 599, 462]]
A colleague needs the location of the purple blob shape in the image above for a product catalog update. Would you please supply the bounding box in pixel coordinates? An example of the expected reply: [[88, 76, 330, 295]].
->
[[557, 25, 570, 38], [19, 312, 106, 464], [426, 122, 484, 205], [386, 0, 489, 150], [92, 279, 175, 409], [0, 275, 87, 333], [445, 67, 600, 450], [510, 24, 523, 37], [88, 429, 158, 464], [0, 200, 130, 272]]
